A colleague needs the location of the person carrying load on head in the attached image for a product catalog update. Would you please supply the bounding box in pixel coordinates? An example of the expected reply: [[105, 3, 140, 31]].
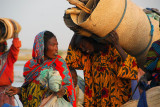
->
[[0, 30, 21, 106], [65, 30, 139, 107]]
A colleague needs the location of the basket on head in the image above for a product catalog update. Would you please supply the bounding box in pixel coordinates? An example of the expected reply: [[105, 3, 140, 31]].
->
[[66, 0, 160, 67], [64, 11, 93, 37], [0, 18, 21, 43]]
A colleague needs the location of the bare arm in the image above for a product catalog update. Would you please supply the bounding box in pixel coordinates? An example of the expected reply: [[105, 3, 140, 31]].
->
[[13, 32, 19, 38], [106, 30, 127, 61]]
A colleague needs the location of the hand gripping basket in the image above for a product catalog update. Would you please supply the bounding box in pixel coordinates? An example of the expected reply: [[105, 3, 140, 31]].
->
[[0, 18, 21, 43], [66, 0, 160, 67]]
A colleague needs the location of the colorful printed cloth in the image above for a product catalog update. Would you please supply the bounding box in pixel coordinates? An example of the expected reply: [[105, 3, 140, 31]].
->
[[144, 39, 160, 87], [147, 13, 160, 28], [144, 8, 160, 27], [66, 45, 138, 107], [20, 31, 76, 107]]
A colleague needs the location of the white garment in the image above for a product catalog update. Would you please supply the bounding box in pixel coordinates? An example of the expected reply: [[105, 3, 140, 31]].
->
[[38, 68, 72, 107], [75, 85, 84, 107], [40, 95, 72, 107]]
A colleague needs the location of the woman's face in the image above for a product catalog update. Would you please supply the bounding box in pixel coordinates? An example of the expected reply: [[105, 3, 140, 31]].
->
[[79, 39, 94, 55], [45, 37, 58, 59]]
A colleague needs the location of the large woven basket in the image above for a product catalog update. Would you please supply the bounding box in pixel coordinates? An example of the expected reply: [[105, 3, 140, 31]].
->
[[66, 0, 160, 67], [121, 86, 160, 107], [0, 18, 21, 43], [121, 100, 138, 107]]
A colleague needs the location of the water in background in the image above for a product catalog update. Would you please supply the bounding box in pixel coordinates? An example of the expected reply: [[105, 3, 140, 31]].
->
[[13, 61, 84, 106], [13, 61, 26, 107]]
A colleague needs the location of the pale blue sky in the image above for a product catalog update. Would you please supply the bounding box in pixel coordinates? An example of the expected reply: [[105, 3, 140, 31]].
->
[[0, 0, 160, 50]]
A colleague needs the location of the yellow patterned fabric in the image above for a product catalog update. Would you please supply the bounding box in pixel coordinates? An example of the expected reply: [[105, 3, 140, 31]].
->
[[19, 80, 48, 107], [65, 45, 138, 107]]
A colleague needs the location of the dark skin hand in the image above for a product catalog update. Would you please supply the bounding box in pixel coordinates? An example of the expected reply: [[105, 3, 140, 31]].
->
[[56, 86, 66, 98], [5, 86, 21, 97], [6, 86, 66, 98], [106, 30, 128, 61], [13, 23, 19, 38], [13, 32, 18, 38]]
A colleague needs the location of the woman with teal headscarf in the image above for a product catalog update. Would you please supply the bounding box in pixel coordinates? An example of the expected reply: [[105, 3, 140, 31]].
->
[[6, 31, 76, 107]]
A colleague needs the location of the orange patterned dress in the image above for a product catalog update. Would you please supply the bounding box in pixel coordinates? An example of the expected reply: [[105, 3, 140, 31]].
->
[[65, 45, 138, 107]]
